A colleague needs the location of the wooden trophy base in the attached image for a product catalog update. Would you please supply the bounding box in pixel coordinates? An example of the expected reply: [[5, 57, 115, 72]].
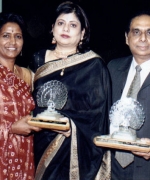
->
[[28, 117, 70, 131], [93, 135, 150, 152]]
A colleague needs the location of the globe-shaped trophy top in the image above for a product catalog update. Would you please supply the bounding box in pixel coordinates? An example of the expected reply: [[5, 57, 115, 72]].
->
[[36, 80, 68, 110], [109, 97, 145, 130]]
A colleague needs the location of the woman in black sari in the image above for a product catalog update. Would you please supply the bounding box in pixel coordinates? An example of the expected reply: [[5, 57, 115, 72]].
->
[[29, 1, 111, 179]]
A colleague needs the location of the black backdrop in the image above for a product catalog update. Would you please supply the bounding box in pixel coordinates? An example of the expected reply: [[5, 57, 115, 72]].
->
[[3, 0, 150, 66]]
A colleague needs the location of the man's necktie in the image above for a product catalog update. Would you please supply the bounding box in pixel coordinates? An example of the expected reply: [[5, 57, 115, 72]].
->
[[127, 65, 142, 99], [115, 65, 142, 168]]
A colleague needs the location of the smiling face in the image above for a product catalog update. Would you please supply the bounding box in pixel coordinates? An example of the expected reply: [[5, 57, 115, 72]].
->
[[125, 15, 150, 64], [52, 12, 85, 49], [0, 22, 23, 60]]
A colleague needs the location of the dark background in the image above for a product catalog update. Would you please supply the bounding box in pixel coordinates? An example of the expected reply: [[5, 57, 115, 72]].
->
[[3, 0, 150, 66]]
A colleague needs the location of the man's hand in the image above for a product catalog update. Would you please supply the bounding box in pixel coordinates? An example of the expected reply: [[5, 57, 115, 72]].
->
[[132, 138, 150, 160], [10, 115, 41, 136]]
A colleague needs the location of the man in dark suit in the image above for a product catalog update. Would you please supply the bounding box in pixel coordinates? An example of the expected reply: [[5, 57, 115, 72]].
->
[[108, 11, 150, 180]]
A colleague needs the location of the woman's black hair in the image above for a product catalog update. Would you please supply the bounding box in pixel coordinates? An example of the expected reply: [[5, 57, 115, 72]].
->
[[52, 1, 90, 53], [0, 12, 26, 37]]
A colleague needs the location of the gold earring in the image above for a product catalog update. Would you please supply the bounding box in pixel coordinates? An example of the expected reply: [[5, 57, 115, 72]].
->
[[52, 37, 56, 44]]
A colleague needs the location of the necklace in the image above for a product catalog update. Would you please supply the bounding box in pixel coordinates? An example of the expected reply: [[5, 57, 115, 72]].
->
[[53, 49, 77, 59], [53, 49, 77, 76]]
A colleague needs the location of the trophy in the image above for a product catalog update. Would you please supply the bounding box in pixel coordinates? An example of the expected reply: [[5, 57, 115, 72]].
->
[[94, 98, 150, 152], [28, 80, 70, 130], [110, 97, 145, 141]]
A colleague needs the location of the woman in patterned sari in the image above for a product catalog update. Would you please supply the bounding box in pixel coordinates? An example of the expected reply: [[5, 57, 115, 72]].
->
[[30, 1, 111, 180], [0, 13, 41, 180]]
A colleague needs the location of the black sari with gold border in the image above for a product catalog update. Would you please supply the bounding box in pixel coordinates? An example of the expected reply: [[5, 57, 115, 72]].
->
[[29, 49, 111, 180]]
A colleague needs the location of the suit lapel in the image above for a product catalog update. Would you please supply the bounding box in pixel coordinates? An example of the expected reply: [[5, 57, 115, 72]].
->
[[113, 56, 132, 102], [140, 73, 150, 91], [115, 56, 132, 101], [119, 57, 150, 96]]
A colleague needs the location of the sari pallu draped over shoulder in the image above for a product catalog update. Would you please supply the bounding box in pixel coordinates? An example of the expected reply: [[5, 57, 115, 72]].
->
[[31, 50, 111, 180], [0, 64, 35, 180]]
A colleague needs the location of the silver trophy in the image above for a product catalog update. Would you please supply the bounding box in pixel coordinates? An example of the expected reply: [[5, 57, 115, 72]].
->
[[36, 80, 68, 120], [93, 98, 149, 152], [110, 97, 145, 141]]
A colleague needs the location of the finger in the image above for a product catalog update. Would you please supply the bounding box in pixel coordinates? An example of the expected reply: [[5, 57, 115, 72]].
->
[[31, 127, 42, 132], [132, 151, 150, 159], [20, 115, 31, 123], [141, 138, 150, 144], [65, 130, 71, 137], [59, 117, 69, 121], [26, 115, 32, 121], [132, 151, 145, 156], [143, 156, 150, 160]]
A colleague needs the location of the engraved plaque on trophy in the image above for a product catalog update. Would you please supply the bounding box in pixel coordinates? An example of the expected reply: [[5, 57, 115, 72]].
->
[[93, 98, 150, 152], [28, 80, 70, 130]]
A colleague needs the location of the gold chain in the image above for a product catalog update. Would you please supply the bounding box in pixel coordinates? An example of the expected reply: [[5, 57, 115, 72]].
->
[[53, 49, 77, 59], [53, 48, 77, 76]]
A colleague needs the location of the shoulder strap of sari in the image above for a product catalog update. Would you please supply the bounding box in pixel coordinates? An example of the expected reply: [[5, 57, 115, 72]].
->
[[15, 65, 32, 86], [21, 67, 32, 86], [34, 50, 100, 82]]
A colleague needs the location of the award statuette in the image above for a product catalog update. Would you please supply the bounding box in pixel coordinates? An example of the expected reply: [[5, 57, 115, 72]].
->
[[94, 98, 150, 152], [28, 80, 70, 131]]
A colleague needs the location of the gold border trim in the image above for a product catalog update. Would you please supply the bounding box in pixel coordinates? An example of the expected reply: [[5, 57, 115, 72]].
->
[[70, 120, 79, 180], [34, 50, 100, 82], [35, 134, 65, 180]]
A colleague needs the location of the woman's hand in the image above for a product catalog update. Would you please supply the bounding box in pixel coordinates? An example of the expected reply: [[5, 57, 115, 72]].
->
[[132, 138, 150, 160], [54, 129, 71, 137], [10, 115, 41, 136], [53, 117, 71, 137]]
